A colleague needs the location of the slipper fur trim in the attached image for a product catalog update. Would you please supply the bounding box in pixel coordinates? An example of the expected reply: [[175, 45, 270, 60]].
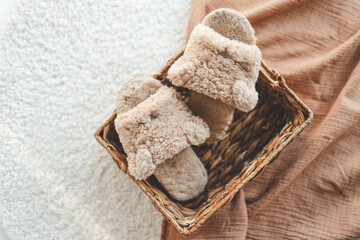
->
[[203, 8, 257, 45], [115, 86, 209, 180], [116, 76, 163, 114], [168, 24, 261, 111], [187, 91, 234, 144], [154, 147, 208, 201], [168, 9, 262, 112]]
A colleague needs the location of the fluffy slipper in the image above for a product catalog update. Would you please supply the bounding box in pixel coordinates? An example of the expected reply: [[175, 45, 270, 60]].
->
[[187, 91, 234, 144], [115, 76, 209, 201], [168, 9, 261, 143]]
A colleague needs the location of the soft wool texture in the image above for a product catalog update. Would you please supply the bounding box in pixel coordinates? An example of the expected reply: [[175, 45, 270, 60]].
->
[[162, 1, 360, 239], [116, 76, 163, 114], [115, 82, 209, 180], [187, 91, 234, 144], [115, 77, 209, 200], [154, 147, 208, 201], [0, 1, 191, 239], [202, 8, 257, 45], [168, 9, 261, 111], [168, 8, 261, 144]]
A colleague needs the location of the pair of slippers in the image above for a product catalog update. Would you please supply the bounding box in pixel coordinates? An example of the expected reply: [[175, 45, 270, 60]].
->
[[115, 9, 261, 201]]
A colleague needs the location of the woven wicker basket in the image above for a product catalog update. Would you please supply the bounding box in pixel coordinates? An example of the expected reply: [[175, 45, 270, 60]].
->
[[94, 46, 313, 236]]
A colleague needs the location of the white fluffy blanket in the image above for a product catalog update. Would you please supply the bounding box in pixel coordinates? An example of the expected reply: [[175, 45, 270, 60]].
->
[[0, 1, 190, 239]]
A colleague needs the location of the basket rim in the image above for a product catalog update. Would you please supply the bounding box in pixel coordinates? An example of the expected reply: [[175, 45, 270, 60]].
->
[[94, 47, 314, 236]]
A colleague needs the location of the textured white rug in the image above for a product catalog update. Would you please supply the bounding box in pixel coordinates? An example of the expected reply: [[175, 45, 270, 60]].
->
[[0, 1, 191, 239]]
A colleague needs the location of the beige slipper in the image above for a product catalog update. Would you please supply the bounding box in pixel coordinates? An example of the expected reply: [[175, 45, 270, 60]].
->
[[115, 77, 209, 201], [187, 91, 234, 144], [168, 8, 261, 144]]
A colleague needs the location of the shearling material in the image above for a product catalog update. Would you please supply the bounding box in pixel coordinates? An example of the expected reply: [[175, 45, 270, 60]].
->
[[115, 77, 209, 201], [168, 8, 261, 144], [168, 9, 261, 111], [115, 82, 209, 180], [154, 147, 207, 201], [116, 76, 163, 114], [0, 1, 192, 239], [187, 91, 234, 144], [202, 8, 257, 45], [162, 1, 360, 239]]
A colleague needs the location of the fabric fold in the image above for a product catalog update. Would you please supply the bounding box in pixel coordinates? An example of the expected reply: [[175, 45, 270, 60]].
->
[[162, 0, 360, 239]]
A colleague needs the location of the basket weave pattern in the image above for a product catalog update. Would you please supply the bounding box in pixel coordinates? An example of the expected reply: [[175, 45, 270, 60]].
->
[[94, 47, 313, 236]]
